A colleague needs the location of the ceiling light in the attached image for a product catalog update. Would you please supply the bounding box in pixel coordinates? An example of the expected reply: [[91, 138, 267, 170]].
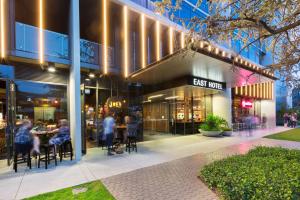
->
[[89, 73, 95, 78], [48, 66, 56, 73], [85, 78, 91, 81], [165, 96, 179, 100], [148, 94, 164, 99]]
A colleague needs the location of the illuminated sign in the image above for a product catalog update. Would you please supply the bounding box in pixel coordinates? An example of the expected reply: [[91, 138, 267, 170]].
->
[[108, 101, 122, 108], [106, 97, 127, 109], [241, 100, 253, 108], [189, 76, 226, 91]]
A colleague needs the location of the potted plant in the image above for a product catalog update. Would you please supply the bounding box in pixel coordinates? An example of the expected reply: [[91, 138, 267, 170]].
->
[[218, 118, 233, 136], [222, 127, 233, 136], [199, 114, 223, 137]]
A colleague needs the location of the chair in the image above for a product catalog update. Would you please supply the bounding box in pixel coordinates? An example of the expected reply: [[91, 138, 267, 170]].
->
[[58, 140, 73, 162], [13, 147, 31, 173], [38, 144, 57, 169], [125, 123, 138, 153]]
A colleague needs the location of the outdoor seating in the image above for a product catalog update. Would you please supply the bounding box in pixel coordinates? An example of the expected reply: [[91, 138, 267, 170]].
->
[[125, 123, 138, 153], [58, 140, 73, 162], [38, 144, 57, 169]]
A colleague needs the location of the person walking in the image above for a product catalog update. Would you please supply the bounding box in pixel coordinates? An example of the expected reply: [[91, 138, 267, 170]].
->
[[283, 113, 289, 128], [103, 112, 116, 156]]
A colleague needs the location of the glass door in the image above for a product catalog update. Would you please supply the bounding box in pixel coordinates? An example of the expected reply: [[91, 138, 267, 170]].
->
[[5, 80, 16, 165]]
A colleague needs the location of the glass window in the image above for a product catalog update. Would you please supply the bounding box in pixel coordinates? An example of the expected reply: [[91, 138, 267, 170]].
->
[[15, 81, 68, 124]]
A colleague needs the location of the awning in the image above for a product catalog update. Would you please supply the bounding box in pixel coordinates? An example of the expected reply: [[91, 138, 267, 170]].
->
[[127, 49, 276, 88]]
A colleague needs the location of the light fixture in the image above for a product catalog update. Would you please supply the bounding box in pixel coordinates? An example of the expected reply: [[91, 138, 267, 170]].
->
[[165, 96, 179, 100], [148, 94, 164, 99], [215, 48, 219, 54], [85, 78, 91, 81], [200, 41, 204, 48], [222, 51, 226, 57], [89, 73, 95, 78], [123, 6, 128, 77], [0, 0, 5, 58], [207, 45, 212, 52], [181, 32, 185, 48], [156, 21, 160, 61], [141, 14, 146, 68], [142, 100, 151, 103], [169, 27, 173, 54], [103, 0, 108, 74], [39, 0, 44, 64], [48, 66, 56, 73]]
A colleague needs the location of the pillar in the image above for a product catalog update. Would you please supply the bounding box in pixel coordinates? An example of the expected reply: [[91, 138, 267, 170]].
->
[[212, 88, 232, 126], [69, 0, 81, 160]]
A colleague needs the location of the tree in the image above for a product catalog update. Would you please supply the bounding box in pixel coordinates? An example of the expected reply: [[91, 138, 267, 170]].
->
[[156, 0, 300, 87]]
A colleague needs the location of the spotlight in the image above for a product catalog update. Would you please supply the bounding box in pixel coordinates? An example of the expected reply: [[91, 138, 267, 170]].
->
[[89, 73, 95, 78], [48, 66, 56, 73]]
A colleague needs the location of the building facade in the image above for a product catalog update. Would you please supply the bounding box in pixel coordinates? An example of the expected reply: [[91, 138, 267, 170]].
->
[[0, 0, 276, 163]]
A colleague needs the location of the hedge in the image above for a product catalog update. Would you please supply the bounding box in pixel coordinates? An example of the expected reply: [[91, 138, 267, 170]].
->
[[200, 146, 300, 200]]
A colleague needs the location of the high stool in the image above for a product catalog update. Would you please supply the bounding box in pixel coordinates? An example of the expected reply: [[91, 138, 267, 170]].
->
[[125, 136, 137, 153], [58, 140, 73, 162], [13, 148, 31, 173], [38, 144, 57, 169]]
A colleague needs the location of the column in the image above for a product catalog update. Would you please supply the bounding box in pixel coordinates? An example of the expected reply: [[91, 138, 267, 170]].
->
[[69, 0, 81, 160], [212, 88, 232, 126]]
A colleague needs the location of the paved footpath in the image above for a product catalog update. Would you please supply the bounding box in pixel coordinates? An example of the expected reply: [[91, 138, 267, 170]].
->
[[102, 138, 300, 200], [0, 127, 297, 199]]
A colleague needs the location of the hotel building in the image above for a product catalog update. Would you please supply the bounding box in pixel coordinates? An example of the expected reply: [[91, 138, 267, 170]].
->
[[0, 0, 276, 163]]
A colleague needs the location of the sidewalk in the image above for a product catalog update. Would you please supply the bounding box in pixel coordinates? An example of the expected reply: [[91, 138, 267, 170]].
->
[[102, 136, 300, 200], [0, 127, 291, 199]]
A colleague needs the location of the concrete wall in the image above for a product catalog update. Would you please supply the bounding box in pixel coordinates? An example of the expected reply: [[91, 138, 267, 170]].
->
[[212, 88, 232, 126]]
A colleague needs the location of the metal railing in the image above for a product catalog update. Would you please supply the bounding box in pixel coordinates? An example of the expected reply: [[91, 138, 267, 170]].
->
[[15, 22, 114, 67]]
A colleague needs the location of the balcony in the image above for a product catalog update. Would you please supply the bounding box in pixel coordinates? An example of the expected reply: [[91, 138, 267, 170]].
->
[[15, 22, 114, 69]]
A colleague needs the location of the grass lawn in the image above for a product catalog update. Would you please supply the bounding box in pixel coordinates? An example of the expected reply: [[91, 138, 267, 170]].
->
[[200, 147, 300, 200], [265, 128, 300, 142], [24, 181, 115, 200]]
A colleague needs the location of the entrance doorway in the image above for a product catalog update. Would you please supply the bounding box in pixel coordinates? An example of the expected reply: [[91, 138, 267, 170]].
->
[[142, 86, 218, 140]]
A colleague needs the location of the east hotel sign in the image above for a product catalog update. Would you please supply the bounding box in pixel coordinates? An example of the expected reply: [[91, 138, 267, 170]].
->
[[188, 76, 226, 91]]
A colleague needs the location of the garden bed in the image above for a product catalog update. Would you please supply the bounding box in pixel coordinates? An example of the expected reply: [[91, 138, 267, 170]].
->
[[24, 181, 115, 200], [200, 146, 300, 200]]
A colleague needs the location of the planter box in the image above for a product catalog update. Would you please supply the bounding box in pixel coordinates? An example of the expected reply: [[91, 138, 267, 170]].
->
[[222, 131, 232, 136], [200, 130, 222, 137]]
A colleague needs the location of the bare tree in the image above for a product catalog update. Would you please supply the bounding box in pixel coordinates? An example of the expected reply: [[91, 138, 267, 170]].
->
[[156, 0, 300, 87]]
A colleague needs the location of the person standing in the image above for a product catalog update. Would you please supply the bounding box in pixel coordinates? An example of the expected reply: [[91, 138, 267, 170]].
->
[[283, 113, 289, 128], [103, 112, 116, 156]]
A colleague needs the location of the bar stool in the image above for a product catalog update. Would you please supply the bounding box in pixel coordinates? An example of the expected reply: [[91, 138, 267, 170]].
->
[[125, 123, 138, 153], [58, 140, 73, 162], [13, 148, 31, 173], [38, 144, 57, 169], [126, 136, 137, 153]]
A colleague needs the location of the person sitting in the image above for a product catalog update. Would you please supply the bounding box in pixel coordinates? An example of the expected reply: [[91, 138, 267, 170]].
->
[[49, 119, 71, 146], [14, 119, 33, 157]]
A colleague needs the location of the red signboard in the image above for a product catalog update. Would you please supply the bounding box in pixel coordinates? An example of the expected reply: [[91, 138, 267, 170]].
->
[[241, 99, 253, 108]]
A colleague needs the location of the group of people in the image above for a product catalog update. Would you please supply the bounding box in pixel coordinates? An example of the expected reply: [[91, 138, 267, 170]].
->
[[243, 114, 267, 130], [14, 119, 71, 156], [102, 112, 139, 156], [283, 112, 298, 128]]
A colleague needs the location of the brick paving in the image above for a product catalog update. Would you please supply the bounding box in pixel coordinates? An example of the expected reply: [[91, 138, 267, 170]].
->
[[102, 138, 300, 200]]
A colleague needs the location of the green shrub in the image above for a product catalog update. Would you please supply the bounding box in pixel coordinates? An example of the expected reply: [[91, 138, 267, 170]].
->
[[200, 114, 228, 131], [200, 146, 300, 200]]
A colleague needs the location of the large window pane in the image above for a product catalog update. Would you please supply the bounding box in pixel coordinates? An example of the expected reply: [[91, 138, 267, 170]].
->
[[15, 81, 68, 123]]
